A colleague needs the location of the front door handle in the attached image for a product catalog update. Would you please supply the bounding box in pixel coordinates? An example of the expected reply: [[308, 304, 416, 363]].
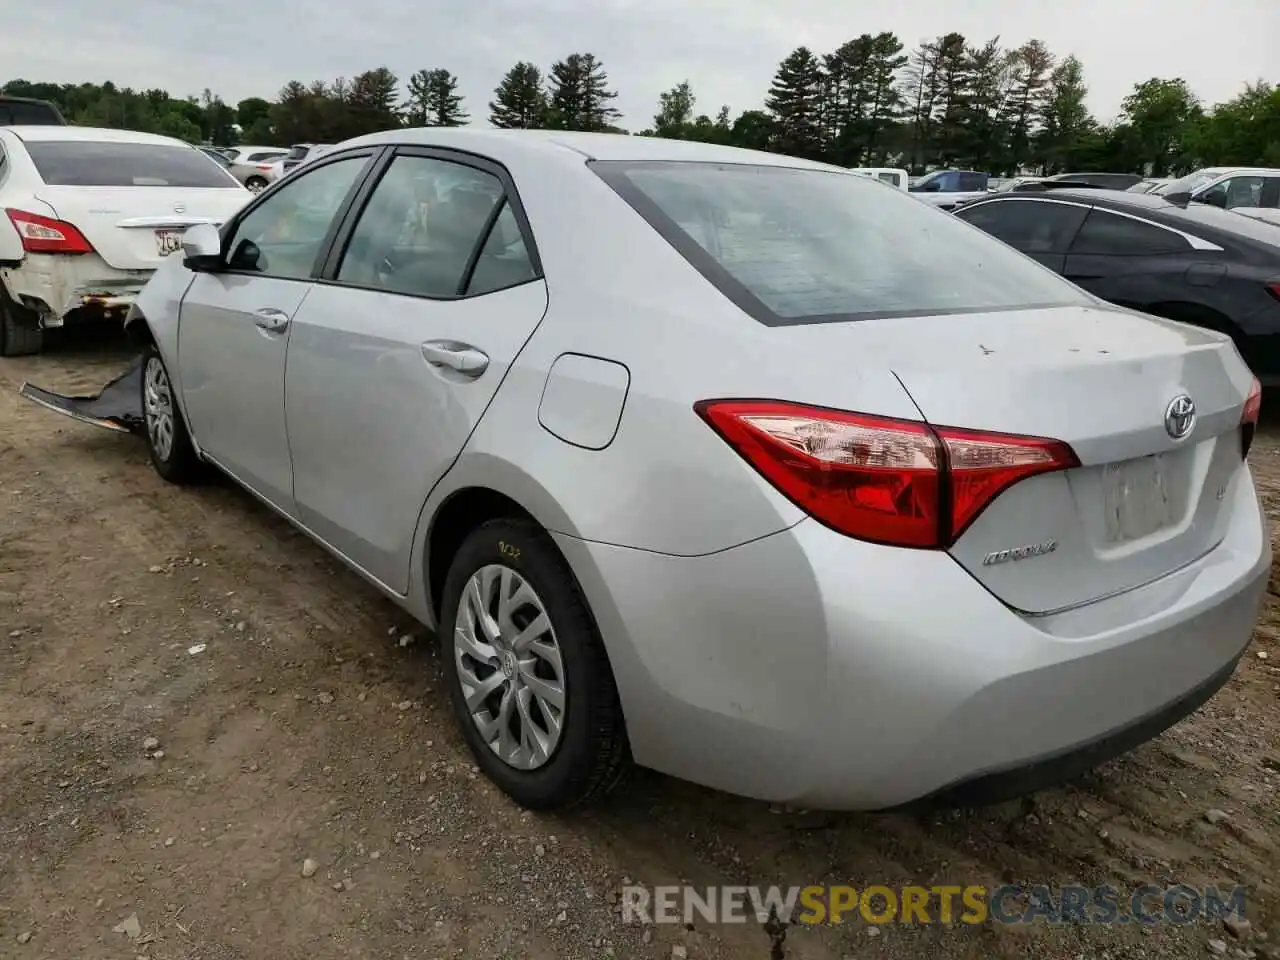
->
[[253, 308, 291, 333], [421, 340, 489, 377]]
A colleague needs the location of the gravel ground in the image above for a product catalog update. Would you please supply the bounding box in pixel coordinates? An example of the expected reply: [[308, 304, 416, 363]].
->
[[1, 329, 1277, 960]]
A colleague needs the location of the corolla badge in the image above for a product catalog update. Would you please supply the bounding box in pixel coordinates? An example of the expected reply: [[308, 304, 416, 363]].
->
[[1164, 394, 1196, 440], [982, 539, 1058, 566]]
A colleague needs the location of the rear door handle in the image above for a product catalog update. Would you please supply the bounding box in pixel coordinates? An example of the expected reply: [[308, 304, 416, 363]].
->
[[421, 340, 489, 377], [253, 308, 290, 333]]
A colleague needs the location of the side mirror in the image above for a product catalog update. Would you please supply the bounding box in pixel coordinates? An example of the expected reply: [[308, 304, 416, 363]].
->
[[1163, 190, 1193, 207], [180, 223, 223, 271]]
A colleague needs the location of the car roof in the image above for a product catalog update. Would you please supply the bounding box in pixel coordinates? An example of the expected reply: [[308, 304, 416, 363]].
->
[[341, 127, 847, 172], [1, 125, 191, 147]]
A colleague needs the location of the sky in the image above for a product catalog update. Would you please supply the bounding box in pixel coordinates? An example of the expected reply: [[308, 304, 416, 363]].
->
[[3, 0, 1277, 131]]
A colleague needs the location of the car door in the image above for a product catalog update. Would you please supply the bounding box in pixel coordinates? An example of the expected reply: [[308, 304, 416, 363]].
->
[[282, 147, 547, 592], [1062, 207, 1215, 310], [177, 150, 377, 511], [954, 197, 1088, 273]]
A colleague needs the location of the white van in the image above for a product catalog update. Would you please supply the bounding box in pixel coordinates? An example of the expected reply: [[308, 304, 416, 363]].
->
[[849, 167, 909, 191]]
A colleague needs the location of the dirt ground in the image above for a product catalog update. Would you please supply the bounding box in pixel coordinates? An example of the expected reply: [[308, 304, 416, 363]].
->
[[1, 330, 1277, 960]]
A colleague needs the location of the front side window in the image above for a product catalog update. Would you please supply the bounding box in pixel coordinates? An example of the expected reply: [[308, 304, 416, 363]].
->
[[225, 155, 369, 280], [1068, 209, 1191, 256], [25, 140, 240, 188], [956, 199, 1088, 254], [596, 161, 1089, 325], [337, 154, 532, 299]]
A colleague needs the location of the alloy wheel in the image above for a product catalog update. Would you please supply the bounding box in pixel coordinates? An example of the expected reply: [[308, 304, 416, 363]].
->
[[143, 356, 175, 462], [453, 564, 567, 770]]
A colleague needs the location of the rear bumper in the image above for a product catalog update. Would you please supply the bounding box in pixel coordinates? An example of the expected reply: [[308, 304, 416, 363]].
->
[[555, 464, 1270, 810], [1, 255, 149, 322]]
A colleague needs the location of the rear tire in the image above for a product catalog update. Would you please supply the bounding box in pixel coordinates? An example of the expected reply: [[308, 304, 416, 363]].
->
[[0, 291, 44, 357], [246, 176, 267, 192], [440, 518, 630, 810], [141, 343, 206, 484]]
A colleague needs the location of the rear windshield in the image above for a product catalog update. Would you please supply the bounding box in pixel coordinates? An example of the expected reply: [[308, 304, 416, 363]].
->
[[25, 140, 239, 188], [593, 161, 1088, 325]]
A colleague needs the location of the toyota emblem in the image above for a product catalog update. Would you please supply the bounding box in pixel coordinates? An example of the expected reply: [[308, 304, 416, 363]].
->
[[1164, 394, 1196, 440], [173, 203, 186, 214]]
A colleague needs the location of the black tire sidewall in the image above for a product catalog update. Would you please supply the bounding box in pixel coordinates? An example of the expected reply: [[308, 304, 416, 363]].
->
[[439, 519, 616, 808]]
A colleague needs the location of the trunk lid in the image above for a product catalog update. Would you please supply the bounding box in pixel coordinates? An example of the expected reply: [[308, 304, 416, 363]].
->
[[811, 304, 1252, 614], [34, 186, 248, 270]]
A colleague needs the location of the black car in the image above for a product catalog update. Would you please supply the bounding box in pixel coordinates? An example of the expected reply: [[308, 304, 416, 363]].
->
[[954, 190, 1280, 381], [0, 95, 66, 125], [1044, 172, 1144, 190]]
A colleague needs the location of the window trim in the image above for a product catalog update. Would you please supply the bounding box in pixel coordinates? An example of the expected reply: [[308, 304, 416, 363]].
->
[[217, 146, 385, 282], [959, 196, 1224, 253], [313, 144, 544, 302], [1070, 207, 1222, 256]]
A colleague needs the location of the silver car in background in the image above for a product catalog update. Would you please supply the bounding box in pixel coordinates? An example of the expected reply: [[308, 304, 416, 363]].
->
[[127, 130, 1268, 812]]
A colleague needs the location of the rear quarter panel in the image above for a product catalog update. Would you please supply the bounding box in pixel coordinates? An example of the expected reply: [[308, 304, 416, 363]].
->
[[413, 148, 927, 583]]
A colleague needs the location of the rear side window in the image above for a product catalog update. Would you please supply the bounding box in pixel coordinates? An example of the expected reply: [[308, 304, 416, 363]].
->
[[0, 100, 64, 125], [25, 141, 240, 188], [595, 161, 1088, 325], [957, 172, 987, 191], [247, 151, 285, 162], [957, 200, 1087, 254], [1069, 210, 1191, 256]]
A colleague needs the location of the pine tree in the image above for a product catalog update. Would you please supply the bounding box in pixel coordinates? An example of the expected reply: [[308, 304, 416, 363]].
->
[[346, 67, 400, 135], [406, 69, 468, 127], [489, 62, 548, 128], [547, 53, 621, 132], [765, 47, 826, 159]]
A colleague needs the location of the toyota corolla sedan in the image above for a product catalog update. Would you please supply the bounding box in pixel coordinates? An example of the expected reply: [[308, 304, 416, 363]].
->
[[125, 129, 1269, 812]]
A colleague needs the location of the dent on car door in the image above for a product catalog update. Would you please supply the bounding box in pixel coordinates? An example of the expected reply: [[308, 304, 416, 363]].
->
[[176, 152, 374, 509], [282, 149, 547, 592]]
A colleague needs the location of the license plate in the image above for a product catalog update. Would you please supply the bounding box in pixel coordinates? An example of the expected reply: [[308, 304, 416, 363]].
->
[[1102, 455, 1176, 543], [155, 230, 184, 256]]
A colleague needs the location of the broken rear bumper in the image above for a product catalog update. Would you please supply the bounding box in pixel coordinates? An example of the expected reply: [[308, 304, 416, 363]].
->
[[1, 255, 151, 324]]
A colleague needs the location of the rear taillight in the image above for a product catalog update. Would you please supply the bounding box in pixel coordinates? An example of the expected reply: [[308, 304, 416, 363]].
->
[[696, 400, 1080, 549], [256, 164, 274, 171], [1241, 376, 1261, 458], [1266, 282, 1280, 303], [5, 208, 93, 254]]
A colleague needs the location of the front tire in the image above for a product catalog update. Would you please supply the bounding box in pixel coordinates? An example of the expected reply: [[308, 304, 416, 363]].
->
[[440, 518, 630, 810], [141, 344, 205, 484], [0, 291, 44, 357]]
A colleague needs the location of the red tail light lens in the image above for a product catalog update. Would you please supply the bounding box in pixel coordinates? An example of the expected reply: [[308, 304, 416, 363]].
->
[[5, 208, 93, 255], [1266, 282, 1280, 303], [1241, 376, 1261, 458], [696, 400, 1079, 549]]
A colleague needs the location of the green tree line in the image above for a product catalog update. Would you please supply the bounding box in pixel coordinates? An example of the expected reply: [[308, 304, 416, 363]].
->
[[4, 33, 1278, 176]]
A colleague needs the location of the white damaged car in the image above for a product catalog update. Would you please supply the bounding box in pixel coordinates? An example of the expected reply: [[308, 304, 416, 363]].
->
[[0, 125, 251, 356]]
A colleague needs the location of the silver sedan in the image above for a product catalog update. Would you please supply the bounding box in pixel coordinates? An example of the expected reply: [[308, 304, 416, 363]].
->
[[127, 129, 1269, 811]]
